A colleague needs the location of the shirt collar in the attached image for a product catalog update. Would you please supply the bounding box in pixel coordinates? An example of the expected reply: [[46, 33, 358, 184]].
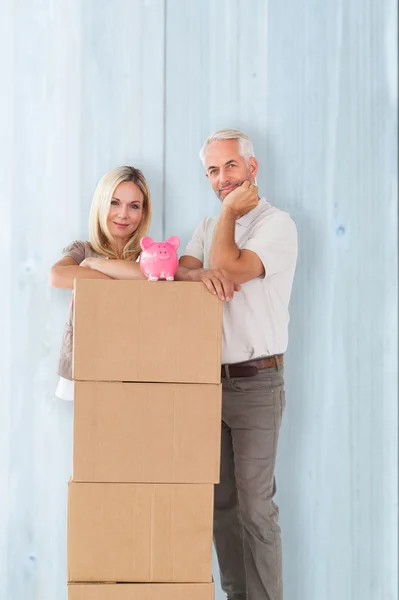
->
[[236, 197, 268, 227]]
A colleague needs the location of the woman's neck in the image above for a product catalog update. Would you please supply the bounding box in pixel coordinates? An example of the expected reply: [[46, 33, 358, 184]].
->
[[111, 240, 125, 259]]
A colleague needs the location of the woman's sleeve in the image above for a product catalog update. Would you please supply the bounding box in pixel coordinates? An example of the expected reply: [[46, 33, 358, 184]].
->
[[61, 241, 87, 265]]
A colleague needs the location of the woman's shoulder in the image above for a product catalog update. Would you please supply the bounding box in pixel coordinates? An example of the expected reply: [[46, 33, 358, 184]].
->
[[84, 242, 104, 258], [62, 240, 103, 263]]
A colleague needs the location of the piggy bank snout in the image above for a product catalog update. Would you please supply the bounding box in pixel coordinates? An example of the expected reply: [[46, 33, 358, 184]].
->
[[156, 244, 170, 259]]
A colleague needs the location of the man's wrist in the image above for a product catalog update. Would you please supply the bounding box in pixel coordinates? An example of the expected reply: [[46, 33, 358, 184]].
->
[[175, 266, 203, 282], [221, 204, 238, 219], [187, 268, 204, 282]]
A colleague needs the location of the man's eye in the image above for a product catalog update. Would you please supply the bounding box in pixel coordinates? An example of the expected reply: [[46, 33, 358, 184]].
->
[[210, 170, 217, 176]]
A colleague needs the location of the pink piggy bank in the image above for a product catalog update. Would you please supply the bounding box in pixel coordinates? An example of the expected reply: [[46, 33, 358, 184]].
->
[[139, 236, 180, 281]]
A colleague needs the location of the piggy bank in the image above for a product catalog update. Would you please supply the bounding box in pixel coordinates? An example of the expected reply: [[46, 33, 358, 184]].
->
[[139, 236, 180, 281]]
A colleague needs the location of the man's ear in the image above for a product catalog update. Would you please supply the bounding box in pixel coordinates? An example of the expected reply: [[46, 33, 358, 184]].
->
[[249, 157, 258, 180]]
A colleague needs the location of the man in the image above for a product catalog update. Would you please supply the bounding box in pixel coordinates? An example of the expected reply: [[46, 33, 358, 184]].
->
[[176, 129, 298, 600]]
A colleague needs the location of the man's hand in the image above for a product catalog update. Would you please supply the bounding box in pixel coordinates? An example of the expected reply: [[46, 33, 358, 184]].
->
[[190, 268, 240, 301], [223, 180, 259, 218]]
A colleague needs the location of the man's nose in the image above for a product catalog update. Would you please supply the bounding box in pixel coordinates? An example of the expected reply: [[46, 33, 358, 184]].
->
[[219, 168, 230, 185]]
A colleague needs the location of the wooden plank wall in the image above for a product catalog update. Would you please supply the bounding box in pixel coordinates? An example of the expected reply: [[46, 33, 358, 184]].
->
[[0, 1, 397, 599]]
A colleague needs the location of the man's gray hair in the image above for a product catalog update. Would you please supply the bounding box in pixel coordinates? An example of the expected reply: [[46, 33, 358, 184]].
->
[[199, 128, 255, 166]]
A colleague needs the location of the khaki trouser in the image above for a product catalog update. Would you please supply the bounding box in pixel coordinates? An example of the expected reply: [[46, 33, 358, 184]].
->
[[214, 363, 286, 600]]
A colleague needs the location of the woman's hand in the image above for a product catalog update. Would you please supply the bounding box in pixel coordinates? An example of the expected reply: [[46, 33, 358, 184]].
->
[[81, 257, 109, 270], [80, 257, 97, 269]]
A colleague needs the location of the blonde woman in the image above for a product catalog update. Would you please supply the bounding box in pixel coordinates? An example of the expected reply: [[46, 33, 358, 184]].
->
[[49, 165, 152, 400]]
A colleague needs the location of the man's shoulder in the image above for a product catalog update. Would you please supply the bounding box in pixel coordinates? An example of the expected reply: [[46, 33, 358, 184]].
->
[[257, 203, 296, 227], [249, 204, 297, 247], [195, 214, 218, 232], [262, 201, 292, 218]]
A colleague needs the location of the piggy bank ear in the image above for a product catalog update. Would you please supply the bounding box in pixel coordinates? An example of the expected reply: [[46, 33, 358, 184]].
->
[[140, 237, 154, 251], [166, 236, 180, 250]]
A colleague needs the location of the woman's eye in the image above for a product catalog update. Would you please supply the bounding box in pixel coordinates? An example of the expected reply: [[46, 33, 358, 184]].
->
[[131, 204, 140, 210], [111, 200, 118, 206]]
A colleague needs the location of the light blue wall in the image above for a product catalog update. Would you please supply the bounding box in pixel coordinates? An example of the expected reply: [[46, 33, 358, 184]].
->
[[0, 1, 397, 599]]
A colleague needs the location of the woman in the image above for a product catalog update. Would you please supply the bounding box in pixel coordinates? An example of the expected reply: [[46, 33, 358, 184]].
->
[[49, 165, 152, 400]]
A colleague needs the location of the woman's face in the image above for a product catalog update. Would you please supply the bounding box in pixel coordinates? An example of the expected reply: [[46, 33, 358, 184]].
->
[[107, 181, 144, 242]]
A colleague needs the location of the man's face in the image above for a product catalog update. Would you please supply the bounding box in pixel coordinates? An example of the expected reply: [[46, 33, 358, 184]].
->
[[204, 139, 258, 201]]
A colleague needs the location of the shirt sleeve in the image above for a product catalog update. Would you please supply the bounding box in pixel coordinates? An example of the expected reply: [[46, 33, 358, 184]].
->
[[243, 213, 298, 277], [182, 220, 206, 263], [61, 241, 87, 265]]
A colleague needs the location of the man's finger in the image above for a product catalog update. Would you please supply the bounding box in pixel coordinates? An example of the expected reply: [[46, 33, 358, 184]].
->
[[209, 276, 226, 301], [202, 277, 217, 296], [220, 278, 235, 301], [204, 276, 226, 302], [216, 275, 236, 301]]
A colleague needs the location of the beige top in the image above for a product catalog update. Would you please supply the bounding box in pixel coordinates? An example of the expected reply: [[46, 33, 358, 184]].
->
[[183, 198, 298, 364], [57, 241, 103, 380]]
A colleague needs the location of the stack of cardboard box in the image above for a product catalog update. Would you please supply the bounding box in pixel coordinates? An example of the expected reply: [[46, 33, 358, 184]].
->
[[67, 280, 223, 600]]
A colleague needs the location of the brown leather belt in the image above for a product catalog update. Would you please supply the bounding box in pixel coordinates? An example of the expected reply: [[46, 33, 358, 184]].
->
[[221, 354, 284, 379]]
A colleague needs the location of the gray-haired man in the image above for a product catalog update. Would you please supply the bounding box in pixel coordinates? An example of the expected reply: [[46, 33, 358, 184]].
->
[[176, 129, 298, 600]]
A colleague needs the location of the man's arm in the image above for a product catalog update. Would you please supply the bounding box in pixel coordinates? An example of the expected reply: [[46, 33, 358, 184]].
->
[[177, 255, 204, 271], [209, 182, 264, 284]]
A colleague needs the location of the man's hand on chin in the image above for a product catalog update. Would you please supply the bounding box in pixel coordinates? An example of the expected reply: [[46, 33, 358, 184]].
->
[[223, 180, 259, 218]]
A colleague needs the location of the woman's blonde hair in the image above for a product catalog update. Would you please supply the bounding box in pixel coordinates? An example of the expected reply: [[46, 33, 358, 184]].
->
[[88, 166, 152, 260]]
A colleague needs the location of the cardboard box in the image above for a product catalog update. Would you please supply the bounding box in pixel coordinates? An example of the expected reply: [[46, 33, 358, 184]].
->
[[73, 381, 221, 484], [68, 482, 214, 583], [73, 281, 222, 384], [68, 583, 214, 600]]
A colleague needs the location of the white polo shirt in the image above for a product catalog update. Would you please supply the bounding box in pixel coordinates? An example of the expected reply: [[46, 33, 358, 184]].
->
[[183, 197, 298, 364]]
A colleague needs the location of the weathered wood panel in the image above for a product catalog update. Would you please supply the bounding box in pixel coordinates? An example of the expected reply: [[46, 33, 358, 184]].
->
[[0, 1, 396, 599]]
